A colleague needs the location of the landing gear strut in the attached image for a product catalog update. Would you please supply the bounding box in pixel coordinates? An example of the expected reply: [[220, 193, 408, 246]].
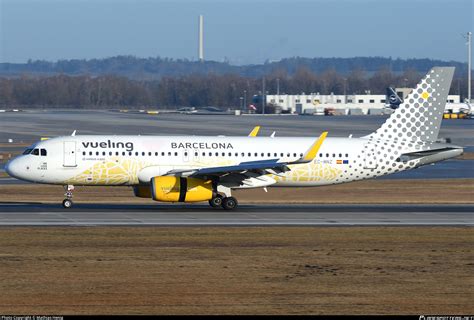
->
[[62, 185, 74, 208]]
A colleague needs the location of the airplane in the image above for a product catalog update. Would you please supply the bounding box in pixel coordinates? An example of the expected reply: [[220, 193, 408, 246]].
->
[[384, 87, 403, 109], [5, 67, 463, 210], [385, 86, 472, 114]]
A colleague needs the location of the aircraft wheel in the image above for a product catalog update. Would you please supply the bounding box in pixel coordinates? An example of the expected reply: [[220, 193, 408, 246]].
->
[[62, 199, 73, 209], [209, 194, 223, 208], [222, 197, 238, 210]]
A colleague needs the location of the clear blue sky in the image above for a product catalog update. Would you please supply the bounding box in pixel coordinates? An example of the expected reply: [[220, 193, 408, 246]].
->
[[0, 0, 472, 64]]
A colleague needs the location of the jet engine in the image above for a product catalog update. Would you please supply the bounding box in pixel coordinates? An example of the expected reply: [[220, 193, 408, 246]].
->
[[147, 176, 215, 202]]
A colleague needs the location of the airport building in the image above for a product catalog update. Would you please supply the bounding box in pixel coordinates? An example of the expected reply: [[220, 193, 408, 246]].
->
[[265, 89, 461, 115]]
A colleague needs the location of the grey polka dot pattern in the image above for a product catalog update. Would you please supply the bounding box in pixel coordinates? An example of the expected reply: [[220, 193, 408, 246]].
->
[[334, 67, 455, 184], [370, 67, 455, 144]]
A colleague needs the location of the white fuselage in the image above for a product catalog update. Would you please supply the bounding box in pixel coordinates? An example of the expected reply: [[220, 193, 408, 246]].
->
[[5, 134, 460, 188]]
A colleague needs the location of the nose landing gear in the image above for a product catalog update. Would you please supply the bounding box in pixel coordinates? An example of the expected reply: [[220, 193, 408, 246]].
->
[[62, 185, 74, 208]]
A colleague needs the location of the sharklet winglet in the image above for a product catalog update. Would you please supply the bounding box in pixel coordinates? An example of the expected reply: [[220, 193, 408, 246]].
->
[[294, 131, 327, 164], [248, 126, 260, 137]]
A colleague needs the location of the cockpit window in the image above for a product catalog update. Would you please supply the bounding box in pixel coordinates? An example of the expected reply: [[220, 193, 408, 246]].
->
[[32, 149, 39, 156], [22, 148, 33, 155], [41, 149, 47, 156]]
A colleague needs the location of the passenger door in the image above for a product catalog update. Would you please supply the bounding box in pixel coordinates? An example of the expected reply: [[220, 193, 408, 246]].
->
[[63, 141, 77, 167]]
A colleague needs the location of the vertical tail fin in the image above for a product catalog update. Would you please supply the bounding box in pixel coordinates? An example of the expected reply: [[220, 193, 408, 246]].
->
[[386, 87, 403, 109], [369, 67, 454, 143]]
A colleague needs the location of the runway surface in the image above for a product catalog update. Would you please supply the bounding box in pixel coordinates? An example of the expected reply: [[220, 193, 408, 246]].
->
[[0, 203, 472, 226]]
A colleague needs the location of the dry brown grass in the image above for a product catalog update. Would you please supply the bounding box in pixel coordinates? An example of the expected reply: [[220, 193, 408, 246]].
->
[[1, 179, 473, 204], [0, 227, 472, 315], [459, 152, 474, 160]]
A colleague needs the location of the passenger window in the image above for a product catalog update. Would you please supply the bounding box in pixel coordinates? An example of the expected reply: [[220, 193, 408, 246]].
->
[[222, 152, 225, 157], [161, 152, 165, 156], [274, 153, 277, 157], [135, 152, 139, 156], [148, 152, 152, 156], [300, 153, 303, 157], [228, 152, 232, 156], [168, 152, 171, 156], [102, 152, 106, 156], [209, 152, 212, 156], [89, 151, 93, 156], [142, 152, 145, 156], [235, 152, 238, 156], [339, 153, 342, 157], [319, 153, 323, 157], [202, 152, 206, 156], [345, 153, 348, 157], [82, 151, 86, 156], [129, 152, 132, 156], [267, 153, 270, 157], [254, 153, 258, 157], [326, 153, 329, 157], [122, 152, 126, 156], [241, 152, 245, 157], [96, 152, 99, 156], [22, 149, 33, 155], [195, 152, 198, 156], [332, 154, 335, 157], [293, 153, 296, 157], [184, 152, 188, 156], [109, 152, 113, 156], [215, 152, 218, 156], [248, 152, 251, 157], [280, 153, 283, 157], [32, 149, 39, 156], [174, 152, 178, 156], [155, 152, 158, 156]]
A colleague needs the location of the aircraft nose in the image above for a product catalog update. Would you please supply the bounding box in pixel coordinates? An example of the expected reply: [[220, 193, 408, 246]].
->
[[5, 158, 21, 179]]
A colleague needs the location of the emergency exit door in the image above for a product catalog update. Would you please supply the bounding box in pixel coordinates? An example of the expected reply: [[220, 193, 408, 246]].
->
[[63, 141, 77, 167]]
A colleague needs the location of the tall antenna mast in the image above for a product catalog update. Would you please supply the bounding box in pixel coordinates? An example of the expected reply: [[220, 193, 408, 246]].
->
[[468, 31, 472, 103], [199, 15, 204, 62]]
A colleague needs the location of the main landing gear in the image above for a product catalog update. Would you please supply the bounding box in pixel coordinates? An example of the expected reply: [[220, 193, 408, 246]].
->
[[209, 192, 238, 210], [209, 194, 223, 208], [221, 196, 238, 210], [62, 185, 74, 208]]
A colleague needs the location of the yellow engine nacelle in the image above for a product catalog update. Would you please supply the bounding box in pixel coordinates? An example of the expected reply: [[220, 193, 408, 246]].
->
[[150, 176, 214, 202]]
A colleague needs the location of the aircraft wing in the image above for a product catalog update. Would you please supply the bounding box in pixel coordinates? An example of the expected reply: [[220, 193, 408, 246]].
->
[[166, 159, 290, 178], [165, 132, 328, 179]]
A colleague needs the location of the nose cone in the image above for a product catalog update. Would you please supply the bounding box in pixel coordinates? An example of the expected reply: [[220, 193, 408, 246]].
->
[[5, 158, 23, 180], [5, 159, 17, 178]]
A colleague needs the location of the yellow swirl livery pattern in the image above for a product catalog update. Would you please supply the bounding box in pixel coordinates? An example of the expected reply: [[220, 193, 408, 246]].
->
[[66, 158, 342, 186]]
